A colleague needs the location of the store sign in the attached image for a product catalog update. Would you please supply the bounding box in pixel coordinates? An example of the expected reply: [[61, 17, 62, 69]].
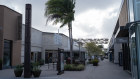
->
[[60, 53, 64, 71], [54, 34, 59, 45], [115, 37, 128, 43], [57, 48, 64, 75], [54, 33, 62, 45]]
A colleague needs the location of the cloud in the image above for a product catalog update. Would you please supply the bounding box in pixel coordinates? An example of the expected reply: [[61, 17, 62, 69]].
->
[[71, 6, 119, 39], [75, 0, 121, 15], [0, 0, 122, 42]]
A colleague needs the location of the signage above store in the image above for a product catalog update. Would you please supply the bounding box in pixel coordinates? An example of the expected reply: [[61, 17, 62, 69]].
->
[[115, 37, 128, 43]]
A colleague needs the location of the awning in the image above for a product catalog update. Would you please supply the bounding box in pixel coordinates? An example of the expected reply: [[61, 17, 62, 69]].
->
[[117, 21, 140, 37], [116, 26, 129, 37]]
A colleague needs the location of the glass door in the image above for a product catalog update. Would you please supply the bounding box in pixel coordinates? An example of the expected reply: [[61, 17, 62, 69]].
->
[[3, 40, 12, 69], [45, 52, 48, 64], [130, 25, 138, 79], [135, 24, 140, 79]]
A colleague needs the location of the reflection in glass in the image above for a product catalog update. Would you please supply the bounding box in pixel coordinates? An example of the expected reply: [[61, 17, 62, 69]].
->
[[3, 40, 12, 68], [130, 26, 138, 79], [128, 0, 134, 22]]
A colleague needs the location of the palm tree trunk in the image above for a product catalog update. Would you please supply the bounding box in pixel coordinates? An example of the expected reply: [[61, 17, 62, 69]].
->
[[68, 22, 73, 64], [71, 23, 73, 63]]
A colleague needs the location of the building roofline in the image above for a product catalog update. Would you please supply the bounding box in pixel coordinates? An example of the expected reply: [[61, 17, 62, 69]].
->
[[112, 0, 125, 35], [22, 24, 69, 38], [32, 27, 43, 32], [43, 32, 69, 38], [22, 24, 44, 33], [0, 5, 22, 15], [108, 0, 125, 48]]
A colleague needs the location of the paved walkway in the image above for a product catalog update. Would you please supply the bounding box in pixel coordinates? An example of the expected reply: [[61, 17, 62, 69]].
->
[[58, 59, 132, 79], [0, 59, 132, 79]]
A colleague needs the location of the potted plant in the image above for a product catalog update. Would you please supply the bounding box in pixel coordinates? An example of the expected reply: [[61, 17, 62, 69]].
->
[[32, 62, 41, 77], [92, 59, 99, 66], [39, 59, 44, 65], [14, 65, 23, 77], [101, 57, 104, 61], [0, 59, 2, 70]]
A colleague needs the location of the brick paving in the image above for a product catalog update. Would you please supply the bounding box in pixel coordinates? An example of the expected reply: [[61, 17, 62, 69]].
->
[[0, 59, 132, 79]]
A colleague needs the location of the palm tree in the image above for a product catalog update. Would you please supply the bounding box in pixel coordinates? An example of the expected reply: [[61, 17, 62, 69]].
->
[[45, 0, 75, 64]]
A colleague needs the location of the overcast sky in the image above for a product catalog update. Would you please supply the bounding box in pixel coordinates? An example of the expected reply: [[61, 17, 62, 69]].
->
[[0, 0, 122, 46]]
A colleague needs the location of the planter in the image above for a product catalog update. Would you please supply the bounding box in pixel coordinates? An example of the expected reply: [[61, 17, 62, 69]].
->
[[92, 59, 99, 66], [14, 69, 23, 77], [0, 59, 2, 70], [101, 57, 104, 61], [32, 70, 41, 77], [14, 65, 23, 77], [0, 64, 2, 70], [93, 63, 98, 66]]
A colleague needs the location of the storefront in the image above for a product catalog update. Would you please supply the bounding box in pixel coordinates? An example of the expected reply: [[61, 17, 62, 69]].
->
[[128, 0, 140, 78], [129, 22, 140, 79], [0, 5, 22, 69], [3, 40, 12, 69]]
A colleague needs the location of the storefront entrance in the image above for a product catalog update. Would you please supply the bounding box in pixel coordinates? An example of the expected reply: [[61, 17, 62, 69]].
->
[[130, 25, 138, 79], [31, 52, 41, 62], [3, 40, 12, 69]]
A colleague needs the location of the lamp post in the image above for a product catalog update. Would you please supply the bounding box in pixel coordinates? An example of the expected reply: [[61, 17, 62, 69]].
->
[[57, 28, 64, 75]]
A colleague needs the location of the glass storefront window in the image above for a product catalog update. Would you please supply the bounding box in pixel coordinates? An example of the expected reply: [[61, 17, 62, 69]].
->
[[128, 0, 135, 22], [129, 0, 140, 79], [134, 0, 140, 21], [135, 24, 140, 79], [3, 40, 12, 69], [129, 25, 138, 79]]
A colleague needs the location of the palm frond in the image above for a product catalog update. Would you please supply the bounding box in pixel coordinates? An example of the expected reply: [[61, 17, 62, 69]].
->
[[45, 0, 75, 27]]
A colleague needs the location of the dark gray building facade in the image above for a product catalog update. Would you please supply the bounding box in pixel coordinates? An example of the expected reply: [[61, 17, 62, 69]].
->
[[0, 5, 22, 69]]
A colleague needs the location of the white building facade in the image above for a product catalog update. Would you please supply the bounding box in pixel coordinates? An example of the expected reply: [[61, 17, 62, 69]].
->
[[42, 32, 86, 63], [22, 26, 86, 64], [21, 25, 42, 63]]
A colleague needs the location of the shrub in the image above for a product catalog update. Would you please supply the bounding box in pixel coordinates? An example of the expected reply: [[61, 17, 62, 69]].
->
[[14, 65, 23, 71], [32, 62, 42, 77], [14, 64, 23, 77], [32, 66, 41, 71], [88, 60, 93, 64], [92, 59, 99, 66], [32, 62, 40, 70], [64, 64, 84, 71], [32, 62, 40, 67], [93, 59, 99, 63], [88, 58, 99, 63], [64, 64, 73, 70], [76, 64, 85, 70], [39, 59, 44, 65]]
